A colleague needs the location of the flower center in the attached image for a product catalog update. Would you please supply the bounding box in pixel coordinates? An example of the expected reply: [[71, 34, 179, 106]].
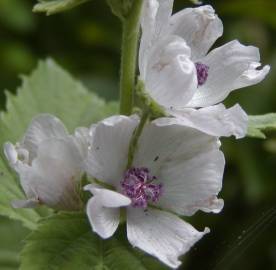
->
[[120, 167, 163, 208], [195, 62, 209, 86]]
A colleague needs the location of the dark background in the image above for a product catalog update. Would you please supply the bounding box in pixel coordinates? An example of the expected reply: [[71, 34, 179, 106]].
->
[[0, 0, 275, 269]]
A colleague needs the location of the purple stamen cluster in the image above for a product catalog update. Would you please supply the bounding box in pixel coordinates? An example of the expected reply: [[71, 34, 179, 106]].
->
[[121, 167, 163, 208], [195, 62, 209, 86]]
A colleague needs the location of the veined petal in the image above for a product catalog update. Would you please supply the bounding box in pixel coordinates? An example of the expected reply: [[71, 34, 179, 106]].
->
[[187, 40, 270, 107], [159, 103, 248, 138], [127, 208, 209, 268], [153, 0, 174, 38], [144, 36, 197, 108], [157, 148, 225, 216], [168, 5, 223, 61], [21, 114, 68, 162], [133, 122, 224, 216], [133, 121, 220, 176], [84, 115, 139, 186], [86, 197, 120, 239], [72, 127, 91, 159], [139, 0, 174, 76], [23, 137, 83, 210], [85, 187, 130, 239]]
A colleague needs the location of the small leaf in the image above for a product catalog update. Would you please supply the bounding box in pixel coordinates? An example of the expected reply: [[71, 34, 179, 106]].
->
[[20, 212, 168, 270], [33, 0, 91, 15], [247, 113, 276, 139], [0, 59, 118, 229]]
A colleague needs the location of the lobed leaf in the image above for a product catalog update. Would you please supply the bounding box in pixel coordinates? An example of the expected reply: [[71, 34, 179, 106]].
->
[[20, 212, 167, 270]]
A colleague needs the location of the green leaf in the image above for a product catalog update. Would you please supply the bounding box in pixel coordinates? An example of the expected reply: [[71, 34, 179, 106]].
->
[[0, 59, 118, 229], [20, 212, 167, 270], [0, 216, 29, 269], [247, 113, 276, 139], [33, 0, 91, 15]]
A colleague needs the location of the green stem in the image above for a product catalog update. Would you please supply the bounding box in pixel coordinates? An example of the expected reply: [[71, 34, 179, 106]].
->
[[127, 110, 149, 167], [119, 0, 143, 115]]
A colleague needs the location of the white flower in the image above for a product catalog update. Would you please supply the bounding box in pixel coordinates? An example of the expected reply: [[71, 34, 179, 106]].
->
[[139, 2, 270, 137], [4, 114, 90, 210], [84, 115, 225, 268]]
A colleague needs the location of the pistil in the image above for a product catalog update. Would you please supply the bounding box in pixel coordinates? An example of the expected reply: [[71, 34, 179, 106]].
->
[[195, 62, 209, 86], [121, 167, 163, 208]]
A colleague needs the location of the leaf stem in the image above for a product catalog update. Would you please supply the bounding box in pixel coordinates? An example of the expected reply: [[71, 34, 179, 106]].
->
[[119, 0, 143, 115]]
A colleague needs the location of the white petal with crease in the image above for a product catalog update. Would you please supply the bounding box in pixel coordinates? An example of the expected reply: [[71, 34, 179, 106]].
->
[[84, 185, 131, 208], [85, 187, 130, 239], [21, 138, 83, 210], [86, 197, 120, 239], [127, 208, 209, 268], [145, 36, 197, 108], [84, 115, 139, 186], [187, 40, 270, 107], [21, 114, 68, 161], [157, 149, 225, 216], [169, 5, 223, 60], [133, 122, 224, 215], [159, 103, 248, 138], [140, 0, 174, 75], [133, 122, 220, 176]]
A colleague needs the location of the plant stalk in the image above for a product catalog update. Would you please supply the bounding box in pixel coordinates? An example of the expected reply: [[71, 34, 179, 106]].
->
[[119, 0, 143, 115]]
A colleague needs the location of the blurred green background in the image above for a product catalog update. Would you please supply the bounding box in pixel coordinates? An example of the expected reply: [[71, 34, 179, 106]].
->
[[0, 0, 275, 269]]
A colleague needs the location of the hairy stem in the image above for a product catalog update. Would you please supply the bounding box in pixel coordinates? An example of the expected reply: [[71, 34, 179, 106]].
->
[[119, 0, 143, 115]]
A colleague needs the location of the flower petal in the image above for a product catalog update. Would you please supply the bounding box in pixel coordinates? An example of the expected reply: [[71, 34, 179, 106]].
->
[[159, 103, 248, 138], [85, 187, 130, 239], [84, 184, 131, 208], [157, 148, 225, 216], [168, 5, 223, 61], [21, 114, 68, 162], [22, 138, 83, 210], [86, 197, 120, 239], [127, 208, 209, 268], [187, 40, 270, 107], [84, 115, 139, 186], [139, 0, 174, 76], [72, 127, 91, 159], [144, 36, 197, 108], [4, 142, 19, 166], [133, 121, 220, 176], [134, 122, 224, 215], [4, 142, 35, 198]]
